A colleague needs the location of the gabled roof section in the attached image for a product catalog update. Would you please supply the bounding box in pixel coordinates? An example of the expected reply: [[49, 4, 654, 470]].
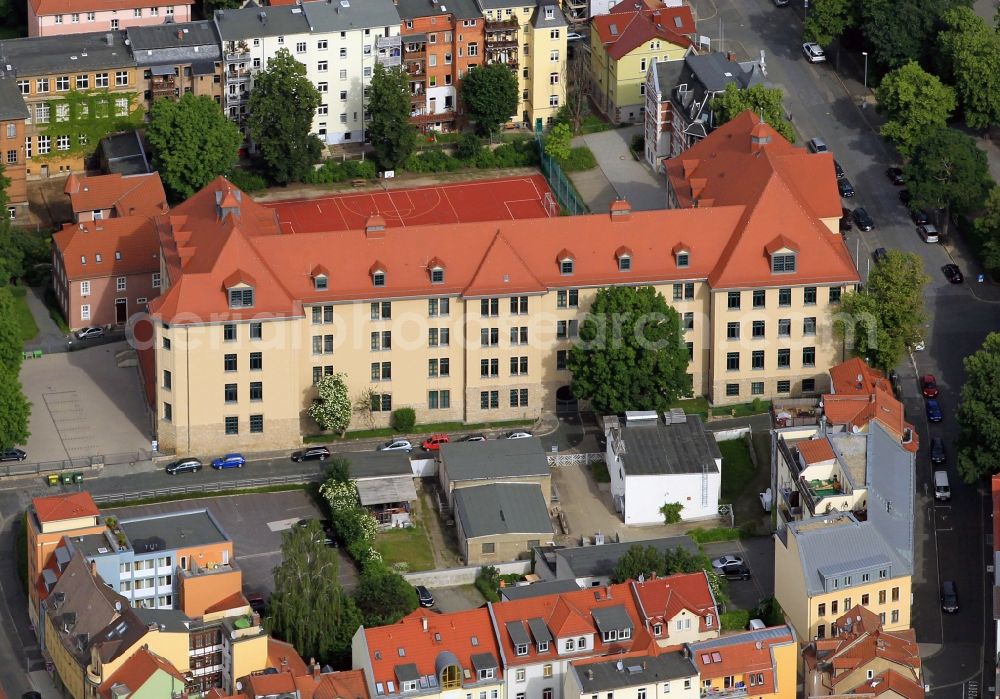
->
[[797, 438, 835, 465], [98, 647, 186, 699], [764, 234, 797, 255], [687, 626, 794, 690], [466, 231, 546, 297], [593, 5, 695, 61], [53, 217, 161, 282], [824, 358, 917, 452], [631, 572, 718, 639], [48, 551, 129, 664], [33, 492, 100, 524], [65, 173, 167, 218]]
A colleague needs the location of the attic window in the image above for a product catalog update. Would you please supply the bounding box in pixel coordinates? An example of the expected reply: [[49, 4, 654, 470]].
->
[[115, 251, 121, 260], [373, 271, 386, 287], [545, 5, 553, 18], [705, 615, 713, 627], [537, 641, 549, 652], [771, 252, 796, 274], [515, 643, 528, 656], [652, 623, 662, 636], [96, 253, 103, 263], [558, 251, 574, 275], [315, 274, 328, 291], [618, 255, 631, 271], [229, 287, 254, 308]]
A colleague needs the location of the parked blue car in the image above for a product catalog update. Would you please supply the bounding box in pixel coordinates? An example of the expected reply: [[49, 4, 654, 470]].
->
[[212, 453, 246, 469], [926, 399, 943, 423]]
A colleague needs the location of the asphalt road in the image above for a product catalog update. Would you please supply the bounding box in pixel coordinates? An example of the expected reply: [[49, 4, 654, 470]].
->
[[697, 0, 996, 691]]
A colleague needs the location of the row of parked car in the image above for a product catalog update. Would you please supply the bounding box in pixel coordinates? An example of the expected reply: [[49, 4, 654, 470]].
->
[[375, 430, 534, 453]]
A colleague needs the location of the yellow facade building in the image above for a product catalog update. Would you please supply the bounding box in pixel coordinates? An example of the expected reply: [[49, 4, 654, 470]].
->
[[687, 626, 797, 699]]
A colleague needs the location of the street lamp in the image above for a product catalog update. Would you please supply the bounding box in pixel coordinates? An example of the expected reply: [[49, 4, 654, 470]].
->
[[862, 51, 868, 90]]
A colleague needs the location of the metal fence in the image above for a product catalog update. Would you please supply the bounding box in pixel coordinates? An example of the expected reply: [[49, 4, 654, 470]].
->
[[91, 473, 316, 505], [536, 136, 588, 217], [547, 452, 604, 467], [2, 449, 154, 478]]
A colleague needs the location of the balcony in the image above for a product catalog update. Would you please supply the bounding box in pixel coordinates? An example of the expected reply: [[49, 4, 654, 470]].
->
[[701, 685, 748, 699], [486, 18, 519, 30], [410, 91, 425, 104], [150, 76, 175, 99], [485, 35, 518, 48], [226, 67, 250, 83], [406, 63, 425, 77], [411, 108, 456, 123], [404, 45, 426, 58]]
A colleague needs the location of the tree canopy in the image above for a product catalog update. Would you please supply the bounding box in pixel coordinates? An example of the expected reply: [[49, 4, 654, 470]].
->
[[247, 49, 323, 185], [461, 63, 518, 136], [875, 62, 955, 158], [939, 7, 1000, 130], [713, 84, 795, 143], [147, 94, 243, 201], [958, 333, 1000, 483], [544, 122, 573, 161], [367, 63, 416, 171], [835, 250, 929, 371], [804, 0, 858, 46], [860, 0, 970, 69], [567, 286, 691, 414], [268, 521, 361, 664], [352, 569, 419, 627], [611, 544, 710, 584], [904, 127, 991, 218]]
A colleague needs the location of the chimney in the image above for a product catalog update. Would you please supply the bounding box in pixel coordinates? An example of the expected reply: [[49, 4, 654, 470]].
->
[[105, 32, 114, 44], [422, 616, 428, 632], [586, 669, 594, 680], [365, 215, 386, 238], [749, 122, 771, 153], [312, 658, 321, 678], [609, 198, 631, 221], [605, 584, 612, 599]]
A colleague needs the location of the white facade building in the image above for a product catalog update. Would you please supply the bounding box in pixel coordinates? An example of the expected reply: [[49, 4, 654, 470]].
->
[[215, 0, 401, 145], [604, 412, 722, 525]]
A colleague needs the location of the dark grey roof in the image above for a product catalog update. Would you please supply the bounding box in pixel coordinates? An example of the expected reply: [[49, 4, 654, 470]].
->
[[101, 131, 151, 176], [617, 415, 721, 476], [555, 536, 698, 579], [356, 474, 417, 506], [75, 532, 117, 558], [441, 437, 549, 482], [120, 509, 228, 552], [687, 625, 792, 654], [470, 652, 498, 673], [132, 606, 192, 633], [652, 57, 685, 100], [48, 552, 129, 663], [396, 0, 482, 20], [395, 663, 420, 683], [573, 652, 697, 692], [127, 21, 220, 51], [865, 421, 915, 570], [685, 51, 762, 93], [531, 0, 567, 28], [505, 620, 531, 646], [215, 5, 311, 40], [301, 0, 402, 33], [500, 579, 580, 601], [192, 60, 217, 75], [590, 605, 633, 635], [454, 483, 552, 539], [0, 30, 134, 76], [347, 451, 413, 479], [0, 76, 28, 121], [526, 617, 553, 644]]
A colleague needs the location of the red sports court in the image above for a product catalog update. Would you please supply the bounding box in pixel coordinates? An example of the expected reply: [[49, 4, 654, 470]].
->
[[264, 175, 558, 233]]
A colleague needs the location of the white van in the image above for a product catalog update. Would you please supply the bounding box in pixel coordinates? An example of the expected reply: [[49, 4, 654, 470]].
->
[[919, 224, 940, 243], [934, 470, 951, 501]]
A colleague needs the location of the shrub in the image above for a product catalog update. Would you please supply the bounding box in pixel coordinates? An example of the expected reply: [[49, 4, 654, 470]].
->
[[659, 502, 683, 524], [344, 159, 378, 179], [475, 565, 501, 602], [721, 609, 750, 631], [227, 168, 268, 192], [558, 146, 597, 172], [456, 132, 484, 160], [391, 407, 416, 432], [474, 148, 497, 169], [687, 527, 741, 543]]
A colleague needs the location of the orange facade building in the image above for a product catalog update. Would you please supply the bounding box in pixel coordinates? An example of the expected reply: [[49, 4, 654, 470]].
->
[[0, 73, 30, 220]]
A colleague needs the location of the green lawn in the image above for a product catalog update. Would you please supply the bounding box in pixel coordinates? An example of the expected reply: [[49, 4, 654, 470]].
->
[[666, 397, 771, 420], [305, 418, 535, 443], [668, 397, 710, 418], [375, 526, 435, 572], [717, 438, 757, 503], [9, 287, 39, 343], [589, 461, 611, 483]]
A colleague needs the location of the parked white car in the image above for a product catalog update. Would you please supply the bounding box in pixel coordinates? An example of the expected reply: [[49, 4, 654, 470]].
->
[[502, 431, 533, 440], [802, 42, 826, 63], [378, 439, 413, 452]]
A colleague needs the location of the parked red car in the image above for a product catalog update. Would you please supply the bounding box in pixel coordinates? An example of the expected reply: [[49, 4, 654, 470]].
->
[[421, 434, 450, 451], [921, 374, 939, 398]]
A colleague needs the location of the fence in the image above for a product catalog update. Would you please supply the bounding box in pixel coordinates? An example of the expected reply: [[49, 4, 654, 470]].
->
[[711, 427, 752, 442], [547, 452, 604, 467], [92, 473, 315, 505], [536, 138, 588, 216], [403, 559, 532, 588], [1, 449, 155, 478]]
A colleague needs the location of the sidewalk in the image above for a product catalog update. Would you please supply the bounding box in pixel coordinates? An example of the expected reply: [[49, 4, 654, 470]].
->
[[22, 287, 69, 354], [568, 127, 666, 213]]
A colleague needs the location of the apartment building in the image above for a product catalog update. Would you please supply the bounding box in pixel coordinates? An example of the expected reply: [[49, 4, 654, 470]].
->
[[591, 1, 694, 123], [214, 0, 402, 145], [397, 0, 484, 132], [687, 627, 797, 699], [478, 0, 568, 129], [126, 21, 224, 112], [0, 31, 142, 178], [28, 0, 192, 37], [0, 73, 30, 219], [564, 653, 699, 699]]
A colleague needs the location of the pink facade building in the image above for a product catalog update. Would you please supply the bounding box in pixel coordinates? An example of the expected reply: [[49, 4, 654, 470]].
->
[[28, 0, 193, 37]]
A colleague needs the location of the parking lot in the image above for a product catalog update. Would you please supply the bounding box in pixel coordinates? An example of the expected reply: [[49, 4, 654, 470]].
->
[[701, 538, 775, 613], [105, 490, 359, 598], [18, 341, 150, 463]]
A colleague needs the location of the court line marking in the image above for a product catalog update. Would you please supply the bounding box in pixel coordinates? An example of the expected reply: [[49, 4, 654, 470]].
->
[[441, 188, 462, 222], [386, 189, 405, 226]]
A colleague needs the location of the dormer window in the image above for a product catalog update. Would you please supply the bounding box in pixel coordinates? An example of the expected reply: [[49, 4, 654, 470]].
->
[[615, 246, 632, 271], [653, 623, 662, 636], [602, 630, 618, 642], [315, 275, 328, 290], [772, 253, 796, 273], [478, 668, 494, 680], [705, 615, 713, 627], [229, 288, 254, 308], [402, 681, 418, 692], [676, 252, 689, 267], [371, 262, 387, 287], [515, 643, 528, 656], [537, 641, 549, 652], [428, 257, 446, 284], [557, 249, 574, 275], [672, 243, 690, 268], [565, 638, 575, 651]]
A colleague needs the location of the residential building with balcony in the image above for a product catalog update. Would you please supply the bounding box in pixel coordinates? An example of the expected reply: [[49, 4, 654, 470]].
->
[[564, 652, 699, 699], [0, 73, 31, 220], [686, 626, 797, 699], [27, 0, 193, 37], [591, 1, 695, 123], [397, 0, 484, 132], [0, 31, 142, 178], [214, 0, 402, 145], [126, 21, 223, 112], [478, 0, 567, 129]]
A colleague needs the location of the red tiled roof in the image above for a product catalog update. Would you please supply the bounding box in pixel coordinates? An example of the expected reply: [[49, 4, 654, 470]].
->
[[310, 669, 369, 699], [688, 627, 794, 695], [53, 217, 161, 281], [98, 647, 186, 698], [32, 492, 99, 523], [664, 111, 858, 290], [829, 357, 889, 395], [267, 637, 309, 676], [247, 671, 298, 698], [797, 438, 835, 464], [869, 670, 925, 699], [65, 173, 167, 219], [593, 5, 695, 61], [825, 359, 918, 452], [631, 573, 718, 639], [204, 590, 248, 614]]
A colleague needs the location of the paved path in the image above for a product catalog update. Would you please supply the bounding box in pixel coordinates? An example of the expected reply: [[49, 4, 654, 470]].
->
[[22, 287, 68, 354], [570, 127, 667, 212]]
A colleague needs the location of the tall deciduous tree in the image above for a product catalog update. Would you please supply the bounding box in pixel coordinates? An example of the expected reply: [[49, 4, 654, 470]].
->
[[567, 286, 690, 414], [712, 85, 795, 143], [0, 364, 30, 451], [904, 127, 991, 231], [0, 288, 25, 368], [876, 62, 955, 158], [939, 7, 1000, 131], [461, 63, 518, 136], [544, 122, 572, 161], [611, 544, 713, 584], [367, 63, 416, 171], [974, 186, 1000, 275], [247, 49, 323, 185], [309, 372, 352, 435], [147, 94, 243, 200], [561, 50, 593, 135], [803, 0, 858, 46], [958, 333, 1000, 483], [353, 569, 418, 627], [835, 250, 929, 371], [860, 0, 968, 69], [268, 521, 361, 664]]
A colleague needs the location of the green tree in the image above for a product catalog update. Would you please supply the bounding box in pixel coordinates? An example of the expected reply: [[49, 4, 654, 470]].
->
[[455, 132, 484, 160], [958, 333, 1000, 482], [0, 364, 30, 451], [876, 62, 956, 158], [247, 49, 323, 185], [146, 94, 242, 200], [939, 7, 1000, 130], [611, 545, 666, 583], [835, 250, 930, 371], [324, 455, 352, 484], [803, 0, 858, 46], [367, 63, 416, 171], [0, 288, 25, 369], [712, 84, 795, 143], [353, 569, 418, 627], [204, 0, 241, 14], [461, 63, 518, 136], [904, 127, 991, 231], [0, 164, 22, 286], [567, 286, 691, 414], [975, 187, 1000, 274], [309, 372, 352, 435], [268, 521, 361, 663], [544, 122, 573, 161], [861, 0, 969, 69]]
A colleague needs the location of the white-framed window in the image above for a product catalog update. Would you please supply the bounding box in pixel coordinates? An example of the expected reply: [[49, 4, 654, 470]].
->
[[80, 281, 90, 296], [150, 6, 158, 14], [550, 49, 559, 61], [339, 47, 347, 58], [86, 11, 95, 19], [35, 104, 50, 123], [24, 137, 31, 158], [117, 276, 126, 291], [133, 7, 142, 15], [339, 69, 348, 80], [317, 105, 328, 116], [115, 97, 128, 116], [56, 103, 69, 121], [56, 135, 70, 151], [549, 95, 559, 107], [317, 82, 328, 93], [76, 74, 89, 89], [152, 272, 161, 288], [37, 135, 51, 154], [318, 61, 328, 71], [318, 39, 328, 50], [96, 73, 109, 88], [56, 75, 70, 90], [16, 80, 28, 95], [296, 41, 307, 53], [110, 18, 118, 28], [80, 304, 90, 320], [116, 71, 128, 86], [54, 14, 63, 23]]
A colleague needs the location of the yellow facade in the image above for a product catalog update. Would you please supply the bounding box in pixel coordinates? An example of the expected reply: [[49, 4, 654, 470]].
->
[[590, 32, 687, 123], [230, 630, 269, 686], [87, 626, 191, 695], [46, 611, 87, 699]]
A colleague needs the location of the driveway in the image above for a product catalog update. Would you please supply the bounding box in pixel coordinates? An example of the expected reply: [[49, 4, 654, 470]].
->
[[569, 126, 666, 212], [19, 341, 151, 463]]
